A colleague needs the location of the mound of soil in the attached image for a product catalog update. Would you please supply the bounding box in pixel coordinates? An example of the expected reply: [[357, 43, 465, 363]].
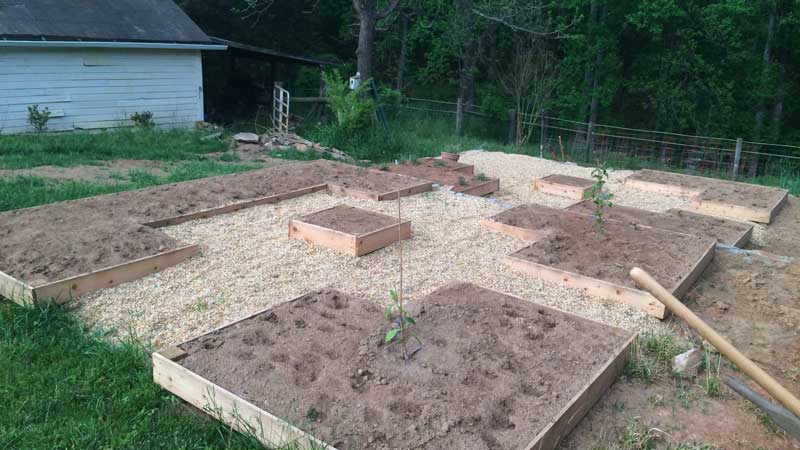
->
[[178, 282, 633, 450]]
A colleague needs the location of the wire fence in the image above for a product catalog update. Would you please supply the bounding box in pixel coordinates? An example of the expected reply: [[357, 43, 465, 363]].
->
[[391, 97, 800, 182]]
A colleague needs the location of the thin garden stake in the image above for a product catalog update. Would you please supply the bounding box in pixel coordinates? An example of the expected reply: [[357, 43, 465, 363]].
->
[[397, 189, 407, 361]]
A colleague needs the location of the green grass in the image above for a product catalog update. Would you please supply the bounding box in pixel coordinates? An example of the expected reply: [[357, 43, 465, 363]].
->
[[0, 161, 260, 212], [0, 129, 227, 169], [0, 301, 266, 450], [624, 329, 689, 384], [592, 419, 717, 450]]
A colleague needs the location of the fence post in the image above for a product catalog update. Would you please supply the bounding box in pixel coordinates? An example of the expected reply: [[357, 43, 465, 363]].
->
[[732, 138, 743, 180], [540, 109, 546, 158], [455, 97, 464, 136], [507, 109, 517, 145]]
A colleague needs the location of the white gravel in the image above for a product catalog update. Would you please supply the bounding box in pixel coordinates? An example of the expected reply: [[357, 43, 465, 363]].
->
[[72, 152, 703, 347]]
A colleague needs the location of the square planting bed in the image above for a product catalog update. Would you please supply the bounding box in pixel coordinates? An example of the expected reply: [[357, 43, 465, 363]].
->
[[418, 157, 476, 175], [625, 169, 788, 223], [480, 204, 565, 241], [565, 200, 753, 247], [534, 175, 594, 200], [385, 162, 500, 197], [497, 209, 715, 319], [289, 205, 411, 256], [153, 282, 636, 450]]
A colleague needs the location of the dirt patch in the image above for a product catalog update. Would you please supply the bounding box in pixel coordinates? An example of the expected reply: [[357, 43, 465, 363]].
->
[[298, 205, 399, 235], [418, 157, 475, 174], [540, 174, 594, 188], [751, 195, 800, 257], [686, 248, 800, 389], [487, 204, 564, 230], [178, 282, 633, 450], [566, 200, 753, 247], [383, 161, 498, 195], [0, 160, 170, 184], [0, 160, 430, 285], [510, 212, 713, 291]]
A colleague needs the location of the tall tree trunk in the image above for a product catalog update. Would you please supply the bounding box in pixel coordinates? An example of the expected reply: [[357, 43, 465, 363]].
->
[[583, 1, 604, 160], [353, 0, 401, 81], [396, 12, 409, 90], [455, 0, 477, 110], [750, 5, 778, 177]]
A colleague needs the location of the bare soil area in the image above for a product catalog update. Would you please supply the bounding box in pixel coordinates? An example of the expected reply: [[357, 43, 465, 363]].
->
[[750, 195, 800, 257], [510, 213, 713, 291], [384, 161, 498, 194], [0, 161, 430, 284], [566, 200, 753, 247], [179, 282, 633, 450], [540, 174, 594, 188], [297, 205, 399, 235]]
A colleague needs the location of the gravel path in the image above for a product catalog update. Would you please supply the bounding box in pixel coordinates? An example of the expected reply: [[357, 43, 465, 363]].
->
[[72, 152, 711, 347]]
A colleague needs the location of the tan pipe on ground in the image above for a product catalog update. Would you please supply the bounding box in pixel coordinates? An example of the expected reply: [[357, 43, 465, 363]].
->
[[630, 267, 800, 419]]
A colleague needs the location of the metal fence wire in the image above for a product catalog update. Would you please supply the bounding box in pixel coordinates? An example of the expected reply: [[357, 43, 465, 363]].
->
[[389, 97, 800, 181]]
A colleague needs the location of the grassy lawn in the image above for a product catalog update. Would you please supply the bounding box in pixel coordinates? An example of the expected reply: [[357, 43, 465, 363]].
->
[[0, 302, 265, 450], [0, 129, 226, 169]]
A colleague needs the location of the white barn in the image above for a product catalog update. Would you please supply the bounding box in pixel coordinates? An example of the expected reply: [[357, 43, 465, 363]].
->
[[0, 0, 225, 134]]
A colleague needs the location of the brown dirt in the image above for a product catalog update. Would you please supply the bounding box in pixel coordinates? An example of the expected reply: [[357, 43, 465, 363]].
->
[[751, 195, 800, 257], [540, 174, 594, 188], [417, 157, 475, 173], [0, 160, 430, 285], [488, 203, 565, 230], [566, 200, 753, 247], [627, 169, 788, 210], [179, 282, 633, 450], [383, 162, 496, 194], [685, 247, 800, 389], [510, 213, 714, 291], [297, 205, 400, 235]]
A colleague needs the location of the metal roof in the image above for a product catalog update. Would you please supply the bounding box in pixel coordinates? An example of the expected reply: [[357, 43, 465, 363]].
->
[[0, 0, 213, 45], [210, 36, 337, 67]]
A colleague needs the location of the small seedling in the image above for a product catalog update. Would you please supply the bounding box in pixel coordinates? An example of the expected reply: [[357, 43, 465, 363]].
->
[[457, 176, 468, 186], [433, 159, 447, 167], [27, 104, 51, 133], [475, 172, 488, 181], [130, 111, 155, 128], [385, 289, 422, 360], [586, 161, 614, 234]]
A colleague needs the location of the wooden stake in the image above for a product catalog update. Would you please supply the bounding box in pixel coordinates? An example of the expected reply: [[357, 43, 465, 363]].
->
[[630, 267, 800, 418], [397, 189, 407, 361]]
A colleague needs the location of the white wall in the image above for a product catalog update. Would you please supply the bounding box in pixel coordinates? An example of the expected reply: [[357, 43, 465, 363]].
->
[[0, 47, 205, 134]]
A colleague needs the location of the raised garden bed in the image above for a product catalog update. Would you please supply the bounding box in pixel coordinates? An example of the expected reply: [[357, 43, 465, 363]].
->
[[565, 200, 753, 247], [0, 161, 434, 305], [384, 162, 499, 197], [534, 175, 594, 200], [153, 282, 635, 450], [480, 204, 565, 241], [625, 169, 788, 223], [418, 157, 475, 175], [289, 205, 410, 256], [501, 211, 715, 319]]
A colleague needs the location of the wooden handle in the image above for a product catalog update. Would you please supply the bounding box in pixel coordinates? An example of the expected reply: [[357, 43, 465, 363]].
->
[[630, 267, 800, 418]]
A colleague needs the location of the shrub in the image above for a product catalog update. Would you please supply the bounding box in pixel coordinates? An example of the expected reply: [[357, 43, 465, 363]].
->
[[130, 111, 155, 128], [322, 69, 375, 130], [27, 104, 51, 133]]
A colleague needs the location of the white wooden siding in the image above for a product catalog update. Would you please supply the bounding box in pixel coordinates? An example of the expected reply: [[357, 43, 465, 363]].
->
[[0, 47, 204, 134]]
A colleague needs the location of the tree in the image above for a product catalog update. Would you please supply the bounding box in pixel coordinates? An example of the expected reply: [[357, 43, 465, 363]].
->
[[353, 0, 402, 80]]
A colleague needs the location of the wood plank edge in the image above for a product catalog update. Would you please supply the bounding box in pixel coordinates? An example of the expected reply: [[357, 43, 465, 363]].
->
[[0, 269, 36, 306]]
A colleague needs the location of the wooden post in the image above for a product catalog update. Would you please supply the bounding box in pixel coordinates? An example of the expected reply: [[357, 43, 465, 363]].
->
[[540, 109, 546, 158], [455, 97, 464, 136], [507, 108, 517, 145], [732, 138, 743, 180]]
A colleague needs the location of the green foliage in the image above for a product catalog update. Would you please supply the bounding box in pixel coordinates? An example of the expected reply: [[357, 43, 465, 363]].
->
[[0, 129, 226, 169], [384, 289, 422, 360], [0, 301, 266, 450], [457, 176, 468, 186], [27, 104, 51, 133], [700, 349, 722, 398], [130, 111, 155, 128], [587, 162, 614, 234], [475, 172, 488, 181], [624, 329, 688, 383], [591, 418, 717, 450], [322, 69, 376, 131]]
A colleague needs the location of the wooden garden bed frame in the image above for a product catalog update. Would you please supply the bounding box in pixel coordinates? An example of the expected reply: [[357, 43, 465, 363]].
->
[[289, 206, 411, 256], [152, 286, 637, 450], [419, 157, 475, 175], [505, 239, 716, 320], [326, 180, 433, 201], [0, 244, 200, 306], [534, 175, 594, 200]]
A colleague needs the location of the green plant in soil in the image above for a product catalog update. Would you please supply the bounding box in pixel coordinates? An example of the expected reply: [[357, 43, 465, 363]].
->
[[27, 104, 51, 132], [457, 176, 469, 186], [475, 172, 488, 181], [433, 159, 447, 167], [587, 161, 614, 234]]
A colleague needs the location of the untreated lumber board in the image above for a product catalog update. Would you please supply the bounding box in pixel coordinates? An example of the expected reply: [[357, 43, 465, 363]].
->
[[691, 188, 789, 224], [153, 352, 335, 450], [32, 244, 201, 303], [144, 185, 328, 228], [534, 175, 594, 200], [457, 178, 500, 197], [326, 181, 433, 201], [418, 157, 475, 175], [504, 255, 669, 319], [524, 333, 636, 450], [0, 270, 35, 306]]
